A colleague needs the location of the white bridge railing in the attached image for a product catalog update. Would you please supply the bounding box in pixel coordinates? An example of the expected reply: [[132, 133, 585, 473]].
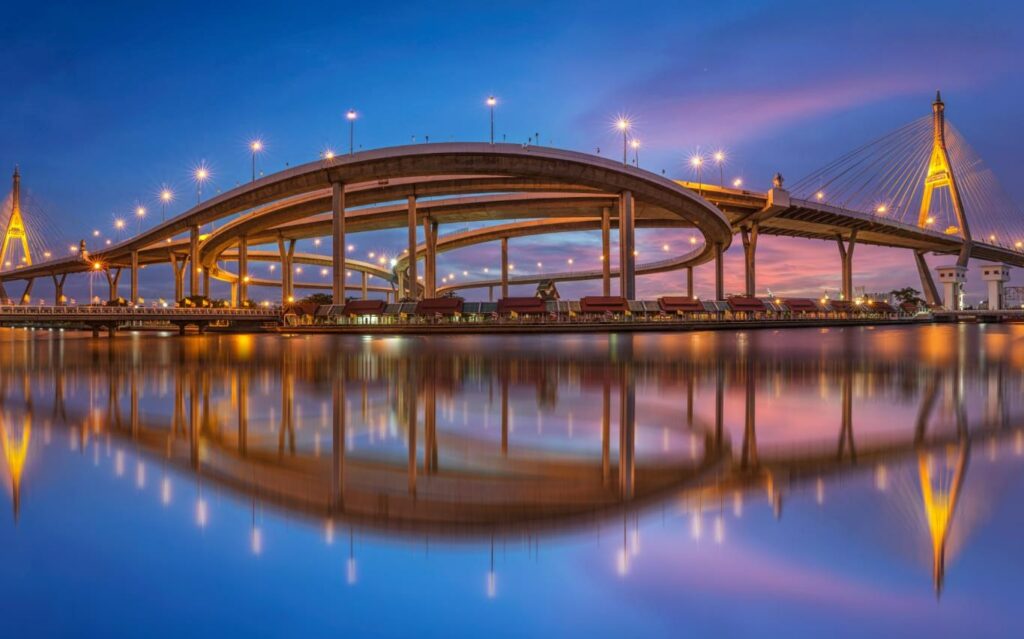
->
[[0, 305, 280, 317]]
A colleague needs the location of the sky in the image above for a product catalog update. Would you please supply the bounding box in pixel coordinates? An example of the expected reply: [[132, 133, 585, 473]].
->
[[2, 0, 1023, 302]]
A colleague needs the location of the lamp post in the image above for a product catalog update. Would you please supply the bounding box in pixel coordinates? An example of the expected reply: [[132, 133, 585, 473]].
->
[[250, 139, 263, 182], [713, 150, 725, 187], [194, 165, 210, 204], [135, 205, 146, 232], [690, 155, 704, 196], [630, 139, 640, 167], [346, 109, 357, 155], [616, 118, 631, 166], [487, 96, 496, 144], [160, 188, 173, 222]]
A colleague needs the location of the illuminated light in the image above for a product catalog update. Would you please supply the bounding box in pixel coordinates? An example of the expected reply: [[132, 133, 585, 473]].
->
[[114, 218, 125, 230], [368, 251, 375, 259], [448, 273, 455, 279], [43, 251, 52, 259], [323, 149, 336, 160], [69, 245, 78, 253], [196, 498, 208, 527], [816, 191, 825, 201], [632, 249, 638, 257], [268, 264, 276, 272], [989, 234, 997, 242], [690, 155, 704, 167], [816, 477, 825, 505], [287, 295, 295, 303], [630, 139, 640, 149], [243, 275, 251, 283], [321, 268, 328, 276], [378, 257, 386, 265], [324, 520, 335, 544], [483, 267, 489, 273], [194, 166, 210, 182], [1016, 241, 1023, 249], [616, 548, 629, 576], [876, 204, 887, 214], [93, 230, 100, 237], [567, 258, 574, 265], [114, 450, 125, 476], [135, 461, 146, 489], [295, 266, 302, 274], [347, 557, 357, 585], [874, 464, 888, 491], [92, 262, 102, 270], [160, 189, 173, 203], [135, 206, 146, 218], [346, 109, 357, 121], [196, 267, 203, 273], [313, 238, 321, 247], [486, 96, 496, 107], [105, 239, 111, 245], [732, 491, 743, 517], [733, 178, 743, 188], [487, 571, 497, 598], [347, 244, 354, 252], [161, 477, 172, 505], [347, 271, 352, 277], [713, 515, 725, 544], [689, 236, 697, 245], [250, 139, 264, 153], [690, 512, 703, 540], [713, 150, 725, 163], [537, 262, 543, 269], [662, 244, 670, 252], [251, 527, 263, 555], [925, 216, 935, 225], [615, 117, 630, 132], [508, 264, 514, 271]]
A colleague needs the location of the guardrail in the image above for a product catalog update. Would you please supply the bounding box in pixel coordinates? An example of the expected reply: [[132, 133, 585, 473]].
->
[[0, 305, 280, 317]]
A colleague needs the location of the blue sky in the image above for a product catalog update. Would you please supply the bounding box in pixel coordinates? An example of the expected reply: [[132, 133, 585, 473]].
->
[[2, 0, 1023, 301]]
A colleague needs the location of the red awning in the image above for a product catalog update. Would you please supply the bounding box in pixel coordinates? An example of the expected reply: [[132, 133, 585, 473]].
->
[[829, 300, 856, 312], [579, 296, 629, 313], [783, 298, 818, 313], [415, 298, 464, 316], [658, 296, 704, 312], [342, 299, 387, 316], [727, 296, 766, 312], [497, 297, 547, 314]]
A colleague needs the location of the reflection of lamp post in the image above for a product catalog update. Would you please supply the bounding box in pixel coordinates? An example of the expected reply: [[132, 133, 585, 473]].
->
[[486, 96, 496, 144], [346, 109, 357, 155]]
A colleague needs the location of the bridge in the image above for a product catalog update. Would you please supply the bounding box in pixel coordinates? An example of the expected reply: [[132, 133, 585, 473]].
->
[[0, 92, 1020, 317]]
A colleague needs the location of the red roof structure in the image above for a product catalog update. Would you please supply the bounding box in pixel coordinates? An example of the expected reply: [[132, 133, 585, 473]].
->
[[497, 297, 547, 314], [866, 300, 897, 313], [415, 298, 464, 316], [727, 296, 766, 312], [579, 296, 629, 313], [829, 300, 857, 313], [783, 298, 819, 313], [342, 299, 387, 316], [658, 296, 704, 312]]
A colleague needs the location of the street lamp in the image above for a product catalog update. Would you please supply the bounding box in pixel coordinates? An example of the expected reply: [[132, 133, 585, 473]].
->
[[713, 150, 725, 187], [486, 96, 497, 144], [159, 187, 173, 222], [732, 178, 743, 188], [616, 117, 631, 165], [193, 164, 210, 204], [135, 205, 146, 232], [346, 109, 357, 155], [690, 154, 704, 195], [630, 139, 640, 167], [249, 139, 264, 182]]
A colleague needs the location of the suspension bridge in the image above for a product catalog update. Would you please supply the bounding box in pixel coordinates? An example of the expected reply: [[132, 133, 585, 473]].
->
[[0, 93, 1021, 328]]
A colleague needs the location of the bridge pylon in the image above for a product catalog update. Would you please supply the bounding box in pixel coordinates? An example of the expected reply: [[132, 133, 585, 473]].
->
[[918, 92, 972, 268], [1, 167, 32, 271]]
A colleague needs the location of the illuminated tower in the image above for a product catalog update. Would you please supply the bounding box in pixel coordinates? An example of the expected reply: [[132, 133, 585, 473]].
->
[[918, 92, 972, 267], [1, 167, 32, 269]]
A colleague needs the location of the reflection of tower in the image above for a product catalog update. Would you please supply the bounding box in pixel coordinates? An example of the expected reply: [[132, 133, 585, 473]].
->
[[918, 92, 972, 266], [1, 415, 31, 520], [1, 167, 33, 270], [918, 442, 969, 597]]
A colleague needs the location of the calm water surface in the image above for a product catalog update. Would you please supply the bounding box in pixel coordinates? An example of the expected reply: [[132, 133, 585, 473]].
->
[[1, 325, 1023, 637]]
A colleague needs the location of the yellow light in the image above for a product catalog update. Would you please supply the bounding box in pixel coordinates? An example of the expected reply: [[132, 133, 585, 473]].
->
[[43, 251, 52, 259], [287, 295, 294, 302], [160, 189, 173, 203], [486, 96, 497, 107], [690, 155, 703, 167], [250, 139, 264, 153], [876, 204, 887, 214], [689, 236, 697, 245], [243, 276, 250, 282], [194, 165, 210, 182], [346, 109, 357, 121], [1016, 241, 1023, 249], [662, 244, 669, 251], [630, 139, 640, 149], [989, 234, 996, 242], [368, 252, 375, 258], [295, 266, 302, 274], [323, 149, 336, 160], [136, 206, 146, 217], [114, 218, 125, 230], [713, 150, 725, 163], [321, 268, 328, 276], [732, 178, 743, 188], [816, 191, 824, 200], [926, 216, 935, 225], [92, 262, 102, 270], [616, 117, 630, 132], [567, 258, 574, 265]]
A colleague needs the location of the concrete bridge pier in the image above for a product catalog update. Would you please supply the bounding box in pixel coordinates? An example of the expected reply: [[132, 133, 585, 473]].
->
[[937, 265, 967, 310], [0, 281, 8, 304], [914, 250, 941, 306], [277, 236, 296, 303], [171, 254, 187, 302], [836, 230, 858, 300], [981, 264, 1011, 310], [407, 196, 418, 300], [741, 223, 759, 297], [360, 272, 368, 300], [686, 266, 694, 298], [51, 273, 67, 305], [130, 251, 139, 304], [202, 268, 211, 299], [104, 267, 122, 301], [422, 217, 438, 298], [189, 225, 200, 297], [601, 206, 612, 296], [618, 191, 636, 299], [20, 278, 34, 305], [238, 236, 249, 305], [331, 182, 346, 304], [500, 237, 509, 299], [714, 243, 724, 300]]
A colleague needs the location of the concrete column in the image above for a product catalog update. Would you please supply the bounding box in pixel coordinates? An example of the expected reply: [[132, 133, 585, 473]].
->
[[422, 217, 437, 298], [686, 266, 694, 298], [361, 272, 368, 300], [714, 243, 724, 300], [937, 265, 967, 311], [172, 254, 186, 302], [52, 273, 67, 305], [618, 191, 635, 299], [601, 206, 611, 296], [741, 223, 759, 297], [189, 225, 199, 297], [914, 250, 940, 307], [130, 250, 139, 304], [238, 236, 249, 306], [396, 272, 405, 301], [105, 268, 122, 301], [836, 230, 858, 300], [202, 268, 210, 298], [407, 196, 418, 300], [488, 285, 494, 302], [20, 278, 34, 305], [332, 182, 346, 304], [500, 237, 509, 298], [230, 282, 238, 307], [277, 237, 296, 303], [981, 264, 1010, 310]]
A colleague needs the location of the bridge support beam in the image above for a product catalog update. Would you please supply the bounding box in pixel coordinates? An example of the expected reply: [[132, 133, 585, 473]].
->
[[937, 265, 967, 311], [130, 250, 139, 304], [332, 182, 346, 304], [714, 243, 724, 300], [422, 217, 438, 298], [836, 230, 858, 300], [202, 268, 210, 298], [277, 236, 296, 304], [981, 264, 1010, 311], [172, 254, 187, 303], [51, 273, 67, 305], [238, 236, 248, 306], [0, 281, 8, 304], [361, 272, 368, 300], [20, 278, 34, 305], [407, 196, 418, 300], [741, 223, 759, 297], [189, 225, 199, 298], [601, 206, 611, 296], [914, 250, 941, 307], [500, 237, 509, 298], [618, 191, 635, 300], [686, 266, 694, 298], [105, 267, 122, 301]]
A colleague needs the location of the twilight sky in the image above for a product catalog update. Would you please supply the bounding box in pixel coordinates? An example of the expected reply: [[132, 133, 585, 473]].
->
[[2, 0, 1023, 302]]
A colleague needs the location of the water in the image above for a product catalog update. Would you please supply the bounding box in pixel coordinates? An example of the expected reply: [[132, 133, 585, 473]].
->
[[1, 324, 1023, 637]]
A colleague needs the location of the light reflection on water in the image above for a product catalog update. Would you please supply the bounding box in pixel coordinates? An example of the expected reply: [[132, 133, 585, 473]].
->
[[1, 324, 1024, 637]]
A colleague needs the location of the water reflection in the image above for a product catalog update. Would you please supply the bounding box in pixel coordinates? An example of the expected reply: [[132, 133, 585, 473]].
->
[[2, 325, 1023, 607]]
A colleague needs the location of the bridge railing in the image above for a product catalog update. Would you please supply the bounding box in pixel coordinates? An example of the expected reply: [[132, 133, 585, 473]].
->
[[0, 305, 280, 316]]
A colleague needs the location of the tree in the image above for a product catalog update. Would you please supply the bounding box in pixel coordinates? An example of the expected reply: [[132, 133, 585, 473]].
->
[[301, 293, 333, 305], [889, 287, 924, 306]]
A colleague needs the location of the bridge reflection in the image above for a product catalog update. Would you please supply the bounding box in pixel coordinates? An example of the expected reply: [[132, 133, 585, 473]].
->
[[1, 327, 1022, 595]]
